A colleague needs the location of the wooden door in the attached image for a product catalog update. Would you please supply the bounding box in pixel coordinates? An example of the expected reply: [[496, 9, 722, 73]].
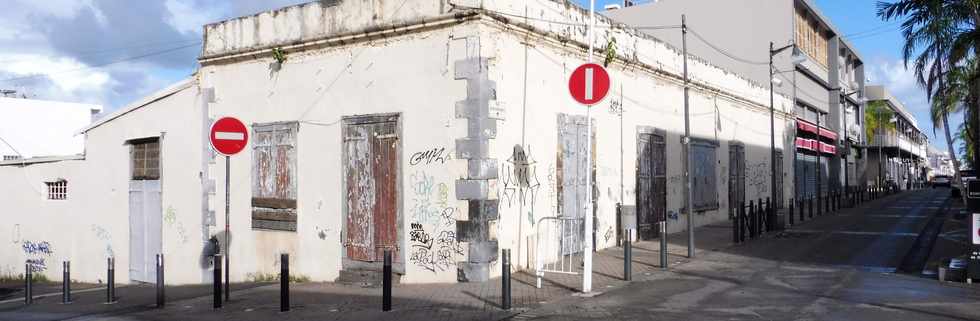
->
[[343, 116, 399, 263], [636, 131, 666, 240], [728, 144, 745, 218]]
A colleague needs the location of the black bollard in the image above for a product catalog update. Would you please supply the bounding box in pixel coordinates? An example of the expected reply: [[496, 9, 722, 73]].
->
[[281, 253, 289, 312], [808, 197, 814, 219], [624, 232, 632, 280], [738, 202, 746, 243], [63, 261, 71, 304], [25, 262, 32, 305], [107, 257, 116, 304], [732, 205, 739, 243], [156, 254, 165, 308], [660, 221, 668, 268], [213, 254, 222, 309], [765, 197, 771, 232], [789, 199, 795, 226], [502, 249, 512, 310], [382, 250, 392, 312], [748, 200, 755, 239]]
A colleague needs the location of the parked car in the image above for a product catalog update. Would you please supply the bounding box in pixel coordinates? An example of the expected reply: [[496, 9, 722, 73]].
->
[[951, 169, 976, 198], [932, 175, 952, 188]]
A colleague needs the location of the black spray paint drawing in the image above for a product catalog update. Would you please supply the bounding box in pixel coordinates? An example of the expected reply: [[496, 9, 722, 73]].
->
[[501, 145, 542, 226]]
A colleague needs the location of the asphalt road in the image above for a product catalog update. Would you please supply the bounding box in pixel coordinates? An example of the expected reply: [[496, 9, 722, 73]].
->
[[514, 188, 980, 321]]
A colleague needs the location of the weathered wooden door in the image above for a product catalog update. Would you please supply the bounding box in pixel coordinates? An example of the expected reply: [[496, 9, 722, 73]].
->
[[636, 131, 666, 240], [728, 144, 745, 218], [128, 138, 161, 283], [343, 116, 399, 263]]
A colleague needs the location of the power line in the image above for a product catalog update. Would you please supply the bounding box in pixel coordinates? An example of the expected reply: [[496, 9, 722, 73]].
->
[[686, 27, 769, 65], [454, 5, 680, 30], [0, 42, 201, 83], [0, 39, 201, 65], [842, 20, 902, 38]]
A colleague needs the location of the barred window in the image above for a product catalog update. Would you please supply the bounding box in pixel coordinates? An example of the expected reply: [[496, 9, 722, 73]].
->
[[46, 180, 67, 200], [131, 138, 160, 180]]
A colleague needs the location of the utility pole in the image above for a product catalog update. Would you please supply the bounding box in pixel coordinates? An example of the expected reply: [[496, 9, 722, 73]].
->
[[682, 15, 694, 258]]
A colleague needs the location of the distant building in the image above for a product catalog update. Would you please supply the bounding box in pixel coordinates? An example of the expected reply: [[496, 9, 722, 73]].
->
[[605, 0, 869, 198], [927, 146, 954, 178], [0, 97, 102, 160], [865, 85, 928, 189]]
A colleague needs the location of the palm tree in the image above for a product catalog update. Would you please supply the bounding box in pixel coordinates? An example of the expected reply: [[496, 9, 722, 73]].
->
[[878, 0, 975, 195], [866, 101, 898, 185]]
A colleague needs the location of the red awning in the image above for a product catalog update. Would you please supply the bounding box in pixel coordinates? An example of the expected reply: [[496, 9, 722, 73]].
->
[[795, 138, 815, 151], [818, 127, 838, 141], [796, 119, 818, 134], [819, 142, 836, 154]]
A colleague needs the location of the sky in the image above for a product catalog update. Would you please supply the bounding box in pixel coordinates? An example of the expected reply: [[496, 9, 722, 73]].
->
[[0, 0, 949, 152]]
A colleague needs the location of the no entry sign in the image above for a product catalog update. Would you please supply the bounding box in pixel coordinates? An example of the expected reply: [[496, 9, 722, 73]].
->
[[568, 63, 610, 105], [210, 117, 249, 156]]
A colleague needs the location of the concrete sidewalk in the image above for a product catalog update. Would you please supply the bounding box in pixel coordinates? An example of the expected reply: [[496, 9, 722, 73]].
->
[[0, 189, 923, 321]]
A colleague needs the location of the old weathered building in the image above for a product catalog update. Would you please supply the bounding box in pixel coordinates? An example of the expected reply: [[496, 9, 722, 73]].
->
[[1, 0, 794, 284]]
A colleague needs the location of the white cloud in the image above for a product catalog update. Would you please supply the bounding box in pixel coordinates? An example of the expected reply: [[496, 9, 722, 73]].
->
[[165, 0, 222, 35]]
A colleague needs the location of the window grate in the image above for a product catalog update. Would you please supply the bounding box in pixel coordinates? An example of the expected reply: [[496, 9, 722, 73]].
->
[[131, 139, 160, 180], [46, 180, 67, 200]]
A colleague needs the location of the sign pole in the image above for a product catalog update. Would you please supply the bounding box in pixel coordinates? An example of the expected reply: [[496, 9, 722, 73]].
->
[[224, 155, 230, 301], [582, 0, 595, 295]]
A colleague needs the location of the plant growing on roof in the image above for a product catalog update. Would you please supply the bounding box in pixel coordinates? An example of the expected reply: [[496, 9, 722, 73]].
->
[[272, 48, 287, 64], [603, 37, 617, 68]]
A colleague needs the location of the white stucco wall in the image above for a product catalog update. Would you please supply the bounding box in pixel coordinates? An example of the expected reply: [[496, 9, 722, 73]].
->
[[200, 23, 478, 284], [0, 82, 205, 284]]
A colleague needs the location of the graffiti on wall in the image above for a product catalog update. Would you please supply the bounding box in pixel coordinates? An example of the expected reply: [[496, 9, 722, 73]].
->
[[746, 163, 769, 194], [408, 223, 464, 273], [22, 240, 53, 272], [164, 206, 189, 244], [407, 170, 462, 273], [409, 147, 451, 166], [91, 224, 114, 257], [500, 145, 542, 225]]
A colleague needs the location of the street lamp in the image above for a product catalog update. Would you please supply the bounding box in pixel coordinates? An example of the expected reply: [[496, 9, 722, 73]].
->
[[769, 42, 805, 210]]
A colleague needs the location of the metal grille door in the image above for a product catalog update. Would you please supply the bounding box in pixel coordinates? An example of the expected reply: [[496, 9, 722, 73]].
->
[[728, 144, 745, 218]]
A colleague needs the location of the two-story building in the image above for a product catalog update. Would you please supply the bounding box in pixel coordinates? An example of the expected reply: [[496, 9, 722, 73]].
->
[[865, 85, 928, 189]]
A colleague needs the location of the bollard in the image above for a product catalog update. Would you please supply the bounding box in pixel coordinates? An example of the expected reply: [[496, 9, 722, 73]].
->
[[748, 200, 756, 239], [107, 257, 116, 304], [738, 202, 746, 243], [624, 232, 632, 281], [798, 199, 804, 222], [382, 250, 392, 312], [281, 253, 290, 312], [765, 197, 771, 232], [732, 205, 740, 243], [156, 254, 165, 308], [502, 249, 512, 310], [808, 197, 814, 219], [25, 262, 33, 305], [213, 254, 222, 309], [62, 261, 71, 304], [660, 221, 668, 268], [789, 199, 795, 226]]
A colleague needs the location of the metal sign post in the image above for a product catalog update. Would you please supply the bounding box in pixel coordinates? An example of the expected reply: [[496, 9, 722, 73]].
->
[[209, 117, 249, 302]]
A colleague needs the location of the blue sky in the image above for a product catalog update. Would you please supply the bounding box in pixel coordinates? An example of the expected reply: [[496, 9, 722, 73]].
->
[[0, 0, 949, 153]]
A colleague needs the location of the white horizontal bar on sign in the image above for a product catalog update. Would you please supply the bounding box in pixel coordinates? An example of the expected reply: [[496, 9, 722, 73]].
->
[[215, 132, 245, 140]]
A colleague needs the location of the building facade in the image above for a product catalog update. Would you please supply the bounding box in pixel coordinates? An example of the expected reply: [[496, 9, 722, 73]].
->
[[865, 85, 928, 189], [605, 0, 868, 202], [927, 146, 954, 179], [1, 0, 795, 284], [0, 97, 102, 160]]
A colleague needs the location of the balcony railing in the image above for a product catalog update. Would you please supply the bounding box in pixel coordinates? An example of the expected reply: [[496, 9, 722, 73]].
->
[[870, 134, 926, 158]]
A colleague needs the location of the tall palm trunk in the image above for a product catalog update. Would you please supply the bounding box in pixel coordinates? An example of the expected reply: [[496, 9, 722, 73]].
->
[[943, 110, 966, 205]]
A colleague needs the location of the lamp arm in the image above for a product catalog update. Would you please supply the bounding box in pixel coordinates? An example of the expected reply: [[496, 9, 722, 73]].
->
[[770, 43, 795, 55]]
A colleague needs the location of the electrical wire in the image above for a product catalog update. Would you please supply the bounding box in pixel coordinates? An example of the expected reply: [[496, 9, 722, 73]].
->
[[686, 27, 768, 65], [0, 39, 201, 65], [453, 4, 681, 30], [0, 42, 201, 83]]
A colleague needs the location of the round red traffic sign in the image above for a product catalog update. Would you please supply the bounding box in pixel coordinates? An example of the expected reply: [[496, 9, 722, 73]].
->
[[568, 63, 610, 105], [210, 117, 249, 156]]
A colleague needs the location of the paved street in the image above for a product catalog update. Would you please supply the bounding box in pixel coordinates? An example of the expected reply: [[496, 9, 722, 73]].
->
[[2, 188, 977, 321]]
